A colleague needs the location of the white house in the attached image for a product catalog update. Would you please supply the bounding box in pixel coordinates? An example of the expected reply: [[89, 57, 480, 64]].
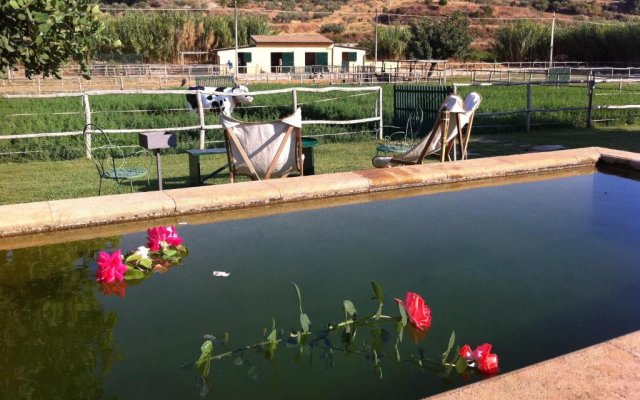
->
[[215, 34, 366, 74]]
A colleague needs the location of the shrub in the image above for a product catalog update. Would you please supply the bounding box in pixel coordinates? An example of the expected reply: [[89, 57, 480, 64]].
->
[[320, 23, 345, 35]]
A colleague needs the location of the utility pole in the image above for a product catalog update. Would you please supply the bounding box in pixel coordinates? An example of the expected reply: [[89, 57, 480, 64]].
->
[[549, 12, 556, 69], [234, 0, 239, 78], [374, 8, 379, 70]]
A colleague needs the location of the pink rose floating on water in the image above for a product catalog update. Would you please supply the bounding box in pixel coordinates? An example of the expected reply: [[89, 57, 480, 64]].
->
[[96, 249, 127, 283], [147, 225, 183, 252], [459, 343, 499, 375], [395, 291, 432, 331]]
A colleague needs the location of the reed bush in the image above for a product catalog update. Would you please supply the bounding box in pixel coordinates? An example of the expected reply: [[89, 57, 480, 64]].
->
[[493, 21, 551, 62], [99, 12, 271, 63], [555, 23, 640, 63]]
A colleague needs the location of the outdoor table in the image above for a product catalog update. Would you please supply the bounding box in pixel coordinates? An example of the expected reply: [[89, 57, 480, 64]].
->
[[186, 148, 228, 186], [138, 131, 177, 190]]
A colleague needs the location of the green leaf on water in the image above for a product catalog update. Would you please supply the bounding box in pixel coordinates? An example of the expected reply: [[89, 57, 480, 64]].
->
[[9, 0, 19, 9], [125, 254, 141, 263], [124, 267, 145, 281], [441, 330, 456, 363], [343, 300, 357, 319], [371, 281, 384, 303], [397, 300, 407, 327], [195, 340, 213, 377], [267, 318, 277, 342], [138, 258, 152, 269], [292, 282, 304, 314], [163, 248, 177, 258], [455, 351, 468, 374], [300, 312, 311, 333]]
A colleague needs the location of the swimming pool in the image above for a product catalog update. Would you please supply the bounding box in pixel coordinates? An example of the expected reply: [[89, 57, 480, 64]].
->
[[1, 165, 639, 399]]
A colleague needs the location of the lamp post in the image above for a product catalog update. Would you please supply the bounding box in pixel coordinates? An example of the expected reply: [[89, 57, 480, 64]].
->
[[549, 12, 556, 69], [234, 0, 239, 78]]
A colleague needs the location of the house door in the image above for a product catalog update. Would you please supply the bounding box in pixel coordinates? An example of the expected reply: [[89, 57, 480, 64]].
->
[[341, 52, 357, 73], [271, 52, 294, 73]]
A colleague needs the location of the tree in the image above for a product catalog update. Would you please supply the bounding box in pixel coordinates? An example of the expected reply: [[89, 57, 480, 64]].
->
[[377, 25, 411, 59], [0, 0, 109, 79], [625, 0, 640, 14], [407, 11, 472, 60]]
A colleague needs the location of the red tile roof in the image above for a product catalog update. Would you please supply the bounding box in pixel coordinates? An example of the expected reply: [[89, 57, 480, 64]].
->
[[250, 34, 333, 45]]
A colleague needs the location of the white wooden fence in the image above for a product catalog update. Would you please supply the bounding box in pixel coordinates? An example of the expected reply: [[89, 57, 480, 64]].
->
[[1, 86, 384, 158]]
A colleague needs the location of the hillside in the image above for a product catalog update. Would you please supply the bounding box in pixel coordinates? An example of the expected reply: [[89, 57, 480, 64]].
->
[[100, 0, 639, 49]]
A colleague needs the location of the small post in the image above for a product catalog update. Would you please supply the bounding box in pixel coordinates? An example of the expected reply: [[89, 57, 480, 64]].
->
[[83, 94, 92, 158], [196, 89, 206, 149], [377, 86, 384, 140], [120, 76, 124, 90], [526, 82, 532, 133], [587, 76, 595, 129], [291, 89, 298, 113], [37, 78, 41, 93]]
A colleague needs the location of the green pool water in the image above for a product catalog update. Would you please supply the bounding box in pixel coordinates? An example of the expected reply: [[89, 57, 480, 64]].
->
[[1, 170, 639, 400]]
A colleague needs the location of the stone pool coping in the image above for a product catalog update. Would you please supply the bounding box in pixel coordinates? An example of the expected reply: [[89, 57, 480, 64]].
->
[[1, 146, 639, 398], [1, 146, 639, 238], [427, 330, 640, 400]]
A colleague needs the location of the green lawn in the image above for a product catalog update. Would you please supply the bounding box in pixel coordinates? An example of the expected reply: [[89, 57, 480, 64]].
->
[[0, 126, 638, 206]]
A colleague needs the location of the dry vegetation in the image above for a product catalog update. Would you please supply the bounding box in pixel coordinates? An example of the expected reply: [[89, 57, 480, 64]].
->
[[230, 0, 633, 48]]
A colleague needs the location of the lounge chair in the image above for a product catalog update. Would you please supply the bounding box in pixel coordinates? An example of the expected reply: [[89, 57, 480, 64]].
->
[[372, 92, 481, 168], [221, 108, 304, 182]]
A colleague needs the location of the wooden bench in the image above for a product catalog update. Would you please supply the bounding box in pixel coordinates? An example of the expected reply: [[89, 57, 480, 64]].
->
[[186, 148, 228, 186]]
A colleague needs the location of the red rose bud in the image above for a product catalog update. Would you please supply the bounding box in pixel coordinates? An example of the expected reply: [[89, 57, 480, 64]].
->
[[477, 352, 499, 375], [459, 344, 473, 361]]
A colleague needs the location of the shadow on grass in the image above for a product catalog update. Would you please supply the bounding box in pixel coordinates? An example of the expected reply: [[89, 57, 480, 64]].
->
[[469, 127, 640, 158]]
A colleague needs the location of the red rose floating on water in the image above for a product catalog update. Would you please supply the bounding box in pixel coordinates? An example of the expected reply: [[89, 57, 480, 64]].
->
[[459, 343, 499, 375], [146, 225, 183, 252], [96, 249, 127, 283], [395, 292, 432, 330]]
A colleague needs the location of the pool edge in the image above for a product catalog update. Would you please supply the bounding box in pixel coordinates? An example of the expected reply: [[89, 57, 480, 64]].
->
[[1, 146, 638, 238], [426, 330, 640, 400]]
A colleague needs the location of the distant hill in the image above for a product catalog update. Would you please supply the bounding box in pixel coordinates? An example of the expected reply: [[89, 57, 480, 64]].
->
[[100, 0, 639, 49]]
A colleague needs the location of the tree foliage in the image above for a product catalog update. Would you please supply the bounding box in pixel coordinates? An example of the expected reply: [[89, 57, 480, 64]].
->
[[625, 0, 640, 14], [0, 0, 108, 79], [377, 25, 411, 60], [406, 12, 472, 60]]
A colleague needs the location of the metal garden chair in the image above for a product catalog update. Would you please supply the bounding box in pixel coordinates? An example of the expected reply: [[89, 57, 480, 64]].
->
[[376, 107, 424, 155], [83, 124, 153, 195]]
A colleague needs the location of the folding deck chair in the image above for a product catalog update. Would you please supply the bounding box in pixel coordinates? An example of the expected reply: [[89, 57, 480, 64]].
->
[[221, 108, 304, 182]]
